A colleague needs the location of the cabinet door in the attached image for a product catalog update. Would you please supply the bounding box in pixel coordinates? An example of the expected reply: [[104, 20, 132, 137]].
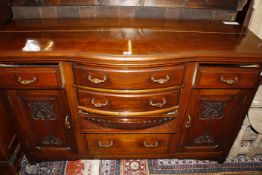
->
[[181, 89, 248, 152], [8, 90, 76, 155]]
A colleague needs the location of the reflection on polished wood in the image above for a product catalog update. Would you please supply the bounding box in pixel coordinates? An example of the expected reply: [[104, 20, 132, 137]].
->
[[0, 19, 261, 65]]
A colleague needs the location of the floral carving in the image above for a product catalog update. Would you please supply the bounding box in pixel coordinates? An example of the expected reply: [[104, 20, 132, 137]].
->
[[42, 136, 63, 145], [29, 102, 56, 120], [193, 134, 215, 144], [200, 101, 227, 120]]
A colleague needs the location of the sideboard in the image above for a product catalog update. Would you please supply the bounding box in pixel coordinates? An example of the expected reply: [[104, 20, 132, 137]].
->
[[0, 18, 262, 163]]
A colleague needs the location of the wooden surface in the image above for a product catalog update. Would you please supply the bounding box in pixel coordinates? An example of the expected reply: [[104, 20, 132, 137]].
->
[[0, 66, 62, 89], [0, 18, 262, 162], [0, 18, 262, 65], [0, 92, 23, 175]]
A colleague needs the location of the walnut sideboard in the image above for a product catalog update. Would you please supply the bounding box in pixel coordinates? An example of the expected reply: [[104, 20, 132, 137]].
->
[[0, 18, 262, 163]]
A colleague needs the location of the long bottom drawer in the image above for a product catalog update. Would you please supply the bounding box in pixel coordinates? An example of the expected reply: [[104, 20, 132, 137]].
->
[[84, 134, 175, 155]]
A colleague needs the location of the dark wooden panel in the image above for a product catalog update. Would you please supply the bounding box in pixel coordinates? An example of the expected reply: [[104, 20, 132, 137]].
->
[[11, 0, 239, 10], [2, 19, 245, 33], [0, 0, 12, 28], [0, 92, 22, 175], [0, 93, 17, 161], [186, 0, 239, 10]]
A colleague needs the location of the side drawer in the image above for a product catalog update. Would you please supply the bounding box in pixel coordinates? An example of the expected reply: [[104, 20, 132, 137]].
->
[[73, 64, 184, 90], [0, 66, 62, 89], [194, 65, 261, 88], [85, 134, 171, 155]]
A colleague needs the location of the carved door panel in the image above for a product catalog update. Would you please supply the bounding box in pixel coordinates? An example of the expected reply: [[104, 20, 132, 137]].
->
[[8, 90, 76, 155], [181, 89, 248, 152]]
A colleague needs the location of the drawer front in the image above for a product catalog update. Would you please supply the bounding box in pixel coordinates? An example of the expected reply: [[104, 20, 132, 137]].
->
[[0, 67, 62, 89], [78, 111, 178, 131], [73, 64, 184, 90], [85, 134, 170, 155], [194, 66, 261, 88], [77, 89, 180, 112]]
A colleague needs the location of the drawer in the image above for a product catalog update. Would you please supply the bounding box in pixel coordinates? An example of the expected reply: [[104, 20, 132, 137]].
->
[[0, 66, 62, 89], [73, 64, 184, 90], [194, 65, 261, 88], [85, 134, 171, 155], [78, 111, 178, 131], [77, 89, 180, 113]]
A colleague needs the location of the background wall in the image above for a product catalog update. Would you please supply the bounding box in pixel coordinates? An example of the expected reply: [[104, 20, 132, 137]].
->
[[249, 0, 262, 39], [11, 0, 245, 20]]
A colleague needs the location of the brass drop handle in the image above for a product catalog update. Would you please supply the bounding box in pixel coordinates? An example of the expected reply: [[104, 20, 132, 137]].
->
[[185, 115, 191, 128], [143, 141, 159, 148], [65, 115, 71, 130], [149, 98, 166, 108], [220, 76, 239, 85], [91, 98, 108, 108], [78, 110, 89, 115], [17, 76, 37, 85], [166, 110, 178, 117], [151, 75, 169, 84], [88, 74, 107, 84], [98, 140, 113, 148]]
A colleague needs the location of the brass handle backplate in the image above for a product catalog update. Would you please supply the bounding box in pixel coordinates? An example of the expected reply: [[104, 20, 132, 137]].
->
[[91, 98, 108, 108], [65, 115, 71, 130], [17, 77, 37, 85], [98, 140, 113, 148], [185, 115, 191, 128], [220, 76, 239, 85], [88, 74, 107, 84], [149, 98, 166, 108], [151, 75, 170, 84], [143, 141, 159, 148]]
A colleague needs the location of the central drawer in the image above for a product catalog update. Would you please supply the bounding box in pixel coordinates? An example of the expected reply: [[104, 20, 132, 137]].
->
[[73, 64, 184, 90], [85, 134, 172, 155], [77, 89, 180, 113]]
